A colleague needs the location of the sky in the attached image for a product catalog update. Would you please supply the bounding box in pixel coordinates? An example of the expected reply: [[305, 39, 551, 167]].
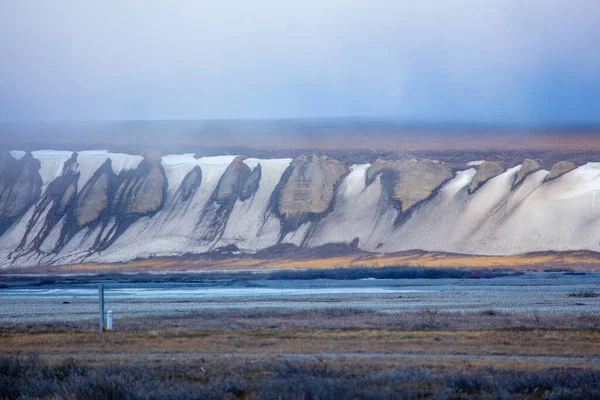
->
[[0, 0, 599, 125]]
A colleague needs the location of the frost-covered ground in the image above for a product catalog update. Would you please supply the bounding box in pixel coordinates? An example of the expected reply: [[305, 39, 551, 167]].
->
[[1, 272, 598, 324]]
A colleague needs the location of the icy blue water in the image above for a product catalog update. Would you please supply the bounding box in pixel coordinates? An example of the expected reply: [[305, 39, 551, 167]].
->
[[0, 286, 428, 300], [1, 273, 599, 324]]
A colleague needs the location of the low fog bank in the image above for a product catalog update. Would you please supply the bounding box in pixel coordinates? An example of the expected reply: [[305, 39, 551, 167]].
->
[[1, 119, 599, 158]]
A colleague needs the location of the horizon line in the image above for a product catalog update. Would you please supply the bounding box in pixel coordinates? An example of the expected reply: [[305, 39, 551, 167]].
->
[[1, 116, 600, 131]]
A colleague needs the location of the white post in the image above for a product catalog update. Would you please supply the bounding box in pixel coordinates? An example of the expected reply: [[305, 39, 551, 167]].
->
[[99, 284, 105, 334], [106, 310, 113, 330]]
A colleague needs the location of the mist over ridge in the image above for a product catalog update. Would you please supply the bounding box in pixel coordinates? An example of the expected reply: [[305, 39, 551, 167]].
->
[[1, 1, 599, 124], [1, 1, 600, 268]]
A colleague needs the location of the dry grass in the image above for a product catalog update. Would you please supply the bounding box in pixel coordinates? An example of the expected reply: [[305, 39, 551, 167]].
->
[[4, 308, 600, 333], [2, 325, 600, 399], [7, 249, 600, 274], [3, 309, 600, 398], [2, 352, 600, 399], [2, 326, 599, 361]]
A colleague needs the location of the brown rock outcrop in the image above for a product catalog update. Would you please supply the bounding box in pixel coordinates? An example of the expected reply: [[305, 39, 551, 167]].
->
[[179, 166, 202, 201], [240, 163, 261, 201], [546, 161, 576, 181], [75, 161, 112, 227], [118, 152, 167, 216], [214, 156, 250, 203], [277, 155, 348, 218], [0, 152, 42, 219], [366, 158, 453, 212], [468, 161, 504, 194], [58, 182, 77, 214], [513, 159, 542, 187]]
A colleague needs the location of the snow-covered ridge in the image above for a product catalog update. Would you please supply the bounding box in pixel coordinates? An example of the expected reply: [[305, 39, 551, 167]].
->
[[76, 150, 144, 191], [2, 150, 600, 267]]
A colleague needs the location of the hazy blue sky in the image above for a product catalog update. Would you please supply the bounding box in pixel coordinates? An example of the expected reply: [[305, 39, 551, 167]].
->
[[1, 0, 599, 125]]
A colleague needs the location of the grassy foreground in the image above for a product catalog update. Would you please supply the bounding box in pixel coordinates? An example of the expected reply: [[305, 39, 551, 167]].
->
[[1, 353, 599, 400], [2, 310, 600, 399]]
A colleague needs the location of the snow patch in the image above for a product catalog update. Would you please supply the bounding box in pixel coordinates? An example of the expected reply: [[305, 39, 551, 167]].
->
[[31, 150, 74, 189], [77, 151, 143, 191], [9, 150, 25, 160], [467, 160, 485, 166], [161, 154, 238, 194], [466, 160, 485, 166]]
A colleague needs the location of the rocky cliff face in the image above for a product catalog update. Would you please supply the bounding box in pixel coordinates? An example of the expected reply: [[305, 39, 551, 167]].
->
[[214, 156, 251, 203], [546, 161, 577, 181], [0, 152, 42, 228], [468, 161, 504, 194], [1, 149, 600, 267], [178, 166, 202, 202], [199, 156, 253, 242], [240, 163, 261, 201], [18, 152, 79, 252], [118, 158, 166, 215], [513, 159, 542, 187], [75, 160, 112, 228], [276, 155, 348, 232], [366, 158, 453, 214], [3, 151, 169, 263]]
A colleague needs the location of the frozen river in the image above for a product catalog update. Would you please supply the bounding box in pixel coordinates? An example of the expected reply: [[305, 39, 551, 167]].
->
[[1, 272, 599, 324], [0, 286, 426, 300]]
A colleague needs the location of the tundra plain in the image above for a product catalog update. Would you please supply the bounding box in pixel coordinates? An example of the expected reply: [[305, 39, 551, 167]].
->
[[1, 268, 600, 399]]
